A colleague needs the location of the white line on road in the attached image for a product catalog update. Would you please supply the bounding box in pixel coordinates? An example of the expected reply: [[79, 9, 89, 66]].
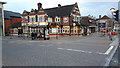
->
[[57, 48, 95, 54], [57, 48, 64, 50], [104, 46, 114, 55], [66, 49, 73, 50], [72, 49, 83, 52], [28, 41, 41, 42], [57, 48, 107, 55], [39, 45, 46, 46]]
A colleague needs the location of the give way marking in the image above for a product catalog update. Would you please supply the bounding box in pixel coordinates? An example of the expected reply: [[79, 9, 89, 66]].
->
[[57, 46, 114, 55]]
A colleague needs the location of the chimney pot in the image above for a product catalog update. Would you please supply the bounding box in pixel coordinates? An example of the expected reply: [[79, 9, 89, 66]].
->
[[38, 2, 42, 10], [58, 4, 61, 7], [99, 15, 101, 19]]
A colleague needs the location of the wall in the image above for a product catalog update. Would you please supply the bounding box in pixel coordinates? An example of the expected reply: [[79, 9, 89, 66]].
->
[[11, 17, 22, 24], [4, 19, 10, 32], [4, 17, 21, 33]]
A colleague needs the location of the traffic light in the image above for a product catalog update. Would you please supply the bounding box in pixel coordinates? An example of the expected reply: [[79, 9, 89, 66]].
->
[[113, 10, 119, 21]]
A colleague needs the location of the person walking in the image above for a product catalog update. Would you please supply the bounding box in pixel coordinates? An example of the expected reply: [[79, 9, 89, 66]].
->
[[31, 32, 34, 40], [108, 31, 112, 41]]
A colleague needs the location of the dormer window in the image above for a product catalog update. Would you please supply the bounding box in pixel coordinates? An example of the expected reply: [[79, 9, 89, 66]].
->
[[55, 17, 60, 22], [73, 15, 80, 22]]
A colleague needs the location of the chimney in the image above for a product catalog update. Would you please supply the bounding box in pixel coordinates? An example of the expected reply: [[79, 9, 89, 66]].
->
[[75, 2, 77, 5], [58, 4, 61, 8], [99, 15, 101, 19], [37, 2, 42, 10]]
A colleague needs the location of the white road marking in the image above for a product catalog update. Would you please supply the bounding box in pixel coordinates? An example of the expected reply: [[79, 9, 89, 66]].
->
[[28, 41, 40, 42], [73, 49, 83, 52], [97, 52, 105, 55], [57, 48, 107, 55], [66, 49, 73, 50], [57, 48, 64, 50], [57, 48, 101, 54], [39, 45, 45, 46], [88, 52, 92, 53], [104, 46, 114, 55]]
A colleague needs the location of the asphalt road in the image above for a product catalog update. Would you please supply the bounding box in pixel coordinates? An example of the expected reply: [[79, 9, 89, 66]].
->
[[2, 33, 117, 66]]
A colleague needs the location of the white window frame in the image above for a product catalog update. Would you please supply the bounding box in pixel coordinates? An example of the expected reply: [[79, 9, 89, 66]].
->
[[55, 17, 60, 22], [48, 17, 52, 22], [38, 15, 45, 22], [29, 15, 36, 22]]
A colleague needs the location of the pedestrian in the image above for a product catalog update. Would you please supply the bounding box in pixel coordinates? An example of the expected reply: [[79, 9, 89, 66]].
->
[[103, 31, 105, 36], [31, 32, 34, 40], [18, 29, 20, 37], [108, 31, 112, 41], [34, 32, 37, 39]]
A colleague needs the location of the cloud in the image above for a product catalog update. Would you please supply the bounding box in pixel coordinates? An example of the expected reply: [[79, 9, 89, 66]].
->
[[79, 2, 118, 18], [1, 0, 118, 18]]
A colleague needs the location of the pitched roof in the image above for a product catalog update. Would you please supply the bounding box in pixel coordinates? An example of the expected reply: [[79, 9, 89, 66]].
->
[[4, 10, 21, 19], [23, 3, 75, 17], [44, 4, 75, 17], [81, 16, 96, 26], [81, 16, 90, 26], [101, 15, 110, 19]]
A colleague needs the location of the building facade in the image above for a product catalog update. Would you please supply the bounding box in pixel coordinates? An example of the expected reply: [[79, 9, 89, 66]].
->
[[97, 15, 112, 32], [22, 2, 81, 37], [0, 2, 6, 36], [4, 10, 21, 36], [81, 16, 97, 35]]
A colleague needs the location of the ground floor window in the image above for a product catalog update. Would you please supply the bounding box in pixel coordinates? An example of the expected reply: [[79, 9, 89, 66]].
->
[[72, 26, 78, 34], [62, 26, 70, 34]]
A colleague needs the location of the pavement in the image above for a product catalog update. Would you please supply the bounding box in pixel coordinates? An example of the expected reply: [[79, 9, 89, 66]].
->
[[109, 38, 120, 67], [0, 36, 2, 67], [2, 32, 119, 66]]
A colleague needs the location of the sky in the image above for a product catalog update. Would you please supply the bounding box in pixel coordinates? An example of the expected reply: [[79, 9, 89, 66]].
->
[[0, 0, 119, 18]]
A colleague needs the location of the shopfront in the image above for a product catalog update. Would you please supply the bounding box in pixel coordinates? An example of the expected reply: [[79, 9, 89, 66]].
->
[[22, 22, 49, 39]]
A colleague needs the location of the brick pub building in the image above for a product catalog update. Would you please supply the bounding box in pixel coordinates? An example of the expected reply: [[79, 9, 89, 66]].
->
[[22, 2, 81, 37]]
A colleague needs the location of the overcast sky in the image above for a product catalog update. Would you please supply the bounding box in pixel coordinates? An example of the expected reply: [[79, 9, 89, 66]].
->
[[1, 0, 119, 18]]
